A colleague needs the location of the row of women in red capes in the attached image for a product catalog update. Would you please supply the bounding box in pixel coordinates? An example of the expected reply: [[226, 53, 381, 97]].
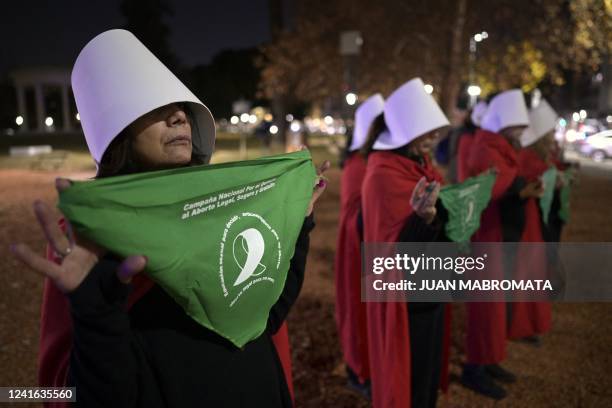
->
[[336, 124, 563, 407]]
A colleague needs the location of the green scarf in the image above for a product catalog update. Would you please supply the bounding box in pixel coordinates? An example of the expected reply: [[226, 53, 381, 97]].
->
[[539, 167, 557, 225], [58, 150, 316, 347], [438, 172, 496, 243]]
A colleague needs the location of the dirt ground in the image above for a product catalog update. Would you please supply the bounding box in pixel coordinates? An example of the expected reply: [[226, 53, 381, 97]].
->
[[0, 163, 611, 407]]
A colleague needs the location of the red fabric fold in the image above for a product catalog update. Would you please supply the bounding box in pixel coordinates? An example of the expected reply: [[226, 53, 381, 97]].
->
[[335, 153, 370, 381], [456, 131, 476, 182], [464, 130, 519, 364], [508, 148, 552, 339], [362, 151, 444, 407]]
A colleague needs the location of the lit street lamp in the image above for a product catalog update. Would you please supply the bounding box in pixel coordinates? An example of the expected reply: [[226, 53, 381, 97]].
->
[[345, 92, 357, 105], [467, 85, 481, 96], [468, 31, 488, 107]]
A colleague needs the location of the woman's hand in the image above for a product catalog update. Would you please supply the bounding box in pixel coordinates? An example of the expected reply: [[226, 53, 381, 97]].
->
[[305, 153, 330, 217], [410, 177, 440, 224], [555, 171, 566, 189], [9, 178, 147, 293], [519, 180, 544, 199]]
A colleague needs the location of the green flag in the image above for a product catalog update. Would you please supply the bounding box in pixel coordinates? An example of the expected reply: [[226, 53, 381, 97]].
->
[[438, 172, 496, 243], [539, 167, 557, 225], [58, 150, 316, 347], [559, 169, 573, 223]]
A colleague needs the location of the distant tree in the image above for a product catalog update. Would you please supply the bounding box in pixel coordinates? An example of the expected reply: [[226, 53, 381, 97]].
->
[[258, 0, 612, 112]]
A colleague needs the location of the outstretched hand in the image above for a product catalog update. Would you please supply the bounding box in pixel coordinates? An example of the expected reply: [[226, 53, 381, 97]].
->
[[410, 177, 440, 224], [10, 178, 148, 293]]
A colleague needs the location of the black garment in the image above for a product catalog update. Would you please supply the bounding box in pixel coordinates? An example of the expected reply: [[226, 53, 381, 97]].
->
[[67, 215, 315, 408], [499, 176, 527, 242], [541, 189, 564, 243], [398, 207, 448, 408]]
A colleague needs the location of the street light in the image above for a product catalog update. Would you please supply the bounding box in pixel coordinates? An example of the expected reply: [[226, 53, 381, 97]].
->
[[290, 121, 301, 132], [230, 115, 239, 125], [424, 84, 434, 94], [45, 117, 54, 127], [270, 125, 279, 135], [468, 31, 488, 108], [240, 113, 249, 123], [345, 92, 357, 105], [15, 116, 24, 126], [467, 85, 482, 96]]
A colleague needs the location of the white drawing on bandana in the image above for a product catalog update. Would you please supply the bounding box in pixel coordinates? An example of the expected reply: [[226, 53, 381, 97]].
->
[[232, 228, 267, 286]]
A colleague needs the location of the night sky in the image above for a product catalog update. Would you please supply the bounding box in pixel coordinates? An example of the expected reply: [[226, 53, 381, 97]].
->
[[0, 0, 272, 77]]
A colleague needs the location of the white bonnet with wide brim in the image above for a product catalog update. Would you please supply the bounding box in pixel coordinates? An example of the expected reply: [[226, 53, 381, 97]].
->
[[350, 93, 385, 151], [470, 101, 488, 127], [520, 98, 558, 147], [481, 89, 529, 133], [71, 29, 216, 166], [373, 78, 449, 150]]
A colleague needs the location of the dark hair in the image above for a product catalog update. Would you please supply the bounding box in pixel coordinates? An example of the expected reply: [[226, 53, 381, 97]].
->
[[96, 104, 207, 178], [360, 113, 388, 158]]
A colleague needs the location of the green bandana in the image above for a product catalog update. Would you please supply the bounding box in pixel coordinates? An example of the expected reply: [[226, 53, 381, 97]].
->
[[539, 167, 557, 225], [58, 150, 316, 347], [438, 172, 496, 243]]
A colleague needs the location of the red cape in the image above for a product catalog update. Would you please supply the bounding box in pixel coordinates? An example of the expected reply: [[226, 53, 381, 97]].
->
[[38, 220, 295, 407], [335, 153, 370, 381], [464, 130, 519, 364], [361, 151, 444, 407], [508, 148, 552, 338], [456, 130, 476, 182]]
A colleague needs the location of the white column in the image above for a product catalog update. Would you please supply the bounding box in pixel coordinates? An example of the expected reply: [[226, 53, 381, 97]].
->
[[15, 84, 27, 132], [34, 83, 45, 132], [61, 84, 71, 131]]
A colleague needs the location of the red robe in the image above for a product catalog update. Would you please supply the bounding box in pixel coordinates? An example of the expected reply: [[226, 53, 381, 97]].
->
[[38, 221, 295, 407], [335, 153, 370, 381], [362, 151, 443, 408], [508, 148, 552, 338], [464, 129, 519, 364], [456, 130, 476, 183]]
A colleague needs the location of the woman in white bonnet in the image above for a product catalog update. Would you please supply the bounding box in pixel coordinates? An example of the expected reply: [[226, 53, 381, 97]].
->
[[11, 29, 328, 407]]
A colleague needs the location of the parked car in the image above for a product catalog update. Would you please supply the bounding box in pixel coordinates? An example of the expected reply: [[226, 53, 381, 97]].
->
[[578, 130, 612, 162]]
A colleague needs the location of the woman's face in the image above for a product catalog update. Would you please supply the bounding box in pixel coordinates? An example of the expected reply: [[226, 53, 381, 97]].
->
[[500, 125, 527, 150], [409, 130, 439, 156], [129, 103, 193, 170], [532, 131, 555, 160]]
